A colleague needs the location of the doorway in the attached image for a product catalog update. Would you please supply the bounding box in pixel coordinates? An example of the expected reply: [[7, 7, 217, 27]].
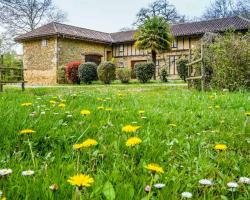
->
[[85, 54, 102, 65]]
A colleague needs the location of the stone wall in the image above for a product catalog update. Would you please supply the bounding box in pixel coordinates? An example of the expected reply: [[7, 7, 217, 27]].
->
[[58, 38, 112, 66], [23, 37, 57, 84]]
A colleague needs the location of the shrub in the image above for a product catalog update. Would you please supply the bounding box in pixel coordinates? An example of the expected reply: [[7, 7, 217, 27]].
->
[[176, 57, 188, 82], [160, 67, 168, 82], [117, 68, 131, 83], [97, 62, 116, 84], [57, 65, 67, 84], [78, 62, 98, 84], [135, 62, 155, 83], [66, 61, 81, 84]]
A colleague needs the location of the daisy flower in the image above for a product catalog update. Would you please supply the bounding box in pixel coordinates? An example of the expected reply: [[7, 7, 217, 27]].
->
[[181, 192, 192, 198], [227, 182, 238, 191], [154, 183, 165, 189], [239, 177, 250, 184], [199, 179, 213, 186], [22, 170, 35, 176], [0, 169, 12, 176]]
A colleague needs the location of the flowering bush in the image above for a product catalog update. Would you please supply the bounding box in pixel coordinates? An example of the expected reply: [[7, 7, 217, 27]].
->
[[66, 61, 81, 84]]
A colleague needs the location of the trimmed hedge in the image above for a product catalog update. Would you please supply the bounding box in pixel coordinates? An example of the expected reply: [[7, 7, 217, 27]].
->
[[66, 61, 81, 84], [97, 62, 116, 84], [117, 68, 131, 83], [176, 57, 188, 82], [135, 62, 155, 83], [78, 62, 98, 84], [160, 67, 168, 82]]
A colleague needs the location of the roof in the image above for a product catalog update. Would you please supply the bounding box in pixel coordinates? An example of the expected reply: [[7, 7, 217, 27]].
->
[[15, 16, 249, 43]]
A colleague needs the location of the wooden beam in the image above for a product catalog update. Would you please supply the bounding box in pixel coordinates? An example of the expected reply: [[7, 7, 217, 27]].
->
[[187, 58, 202, 66]]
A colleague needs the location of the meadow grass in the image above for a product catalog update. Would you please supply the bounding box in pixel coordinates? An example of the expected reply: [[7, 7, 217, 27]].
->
[[0, 85, 249, 200]]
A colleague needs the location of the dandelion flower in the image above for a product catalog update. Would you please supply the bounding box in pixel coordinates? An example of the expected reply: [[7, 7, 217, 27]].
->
[[215, 105, 220, 109], [245, 112, 250, 117], [126, 137, 142, 147], [169, 124, 177, 127], [67, 174, 94, 188], [22, 170, 35, 176], [97, 106, 104, 110], [239, 177, 250, 184], [214, 144, 227, 151], [105, 108, 112, 111], [21, 102, 32, 107], [181, 192, 192, 199], [19, 129, 35, 135], [122, 125, 140, 133], [145, 163, 164, 174], [0, 169, 12, 176], [138, 110, 145, 115], [50, 100, 56, 104], [80, 110, 91, 116], [199, 179, 213, 186], [49, 183, 59, 191], [73, 143, 84, 150], [58, 103, 65, 108], [81, 139, 98, 148]]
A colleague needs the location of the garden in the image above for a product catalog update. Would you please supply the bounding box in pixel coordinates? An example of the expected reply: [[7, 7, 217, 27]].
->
[[0, 85, 249, 199]]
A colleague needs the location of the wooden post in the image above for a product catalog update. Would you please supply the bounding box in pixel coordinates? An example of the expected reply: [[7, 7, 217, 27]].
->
[[0, 55, 3, 65], [200, 44, 204, 92]]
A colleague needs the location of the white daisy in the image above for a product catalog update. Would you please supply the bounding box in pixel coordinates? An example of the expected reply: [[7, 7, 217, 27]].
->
[[22, 170, 35, 176], [239, 177, 250, 184], [41, 111, 46, 115], [0, 169, 12, 176], [0, 190, 3, 197], [227, 182, 238, 192], [199, 179, 213, 186], [181, 192, 192, 198], [67, 114, 73, 118], [154, 183, 165, 189]]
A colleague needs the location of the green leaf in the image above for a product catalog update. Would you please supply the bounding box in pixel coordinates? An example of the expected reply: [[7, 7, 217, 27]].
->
[[102, 181, 116, 200]]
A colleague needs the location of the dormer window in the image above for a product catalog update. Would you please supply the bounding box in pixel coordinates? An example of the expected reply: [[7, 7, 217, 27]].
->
[[41, 39, 48, 47], [172, 39, 178, 48]]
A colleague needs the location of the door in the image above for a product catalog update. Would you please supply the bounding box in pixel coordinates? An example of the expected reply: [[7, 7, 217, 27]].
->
[[131, 60, 147, 79], [85, 55, 102, 65]]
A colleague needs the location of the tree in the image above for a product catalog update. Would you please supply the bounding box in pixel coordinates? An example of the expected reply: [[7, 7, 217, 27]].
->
[[0, 0, 67, 36], [134, 0, 184, 25], [202, 0, 250, 20], [134, 16, 172, 79]]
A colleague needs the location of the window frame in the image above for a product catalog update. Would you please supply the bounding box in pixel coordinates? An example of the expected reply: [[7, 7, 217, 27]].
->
[[41, 39, 48, 47]]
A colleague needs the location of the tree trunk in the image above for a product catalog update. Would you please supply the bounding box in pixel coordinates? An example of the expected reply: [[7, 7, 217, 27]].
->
[[151, 50, 157, 80]]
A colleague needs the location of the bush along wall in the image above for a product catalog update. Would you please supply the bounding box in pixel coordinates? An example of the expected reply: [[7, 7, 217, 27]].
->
[[117, 68, 131, 83], [78, 62, 98, 84], [135, 62, 155, 83], [66, 61, 81, 84], [97, 62, 116, 84]]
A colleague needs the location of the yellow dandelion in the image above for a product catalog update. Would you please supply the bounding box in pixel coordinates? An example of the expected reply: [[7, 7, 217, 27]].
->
[[208, 106, 213, 109], [67, 174, 94, 188], [58, 103, 65, 108], [126, 137, 142, 147], [97, 98, 103, 101], [209, 95, 216, 100], [215, 105, 220, 109], [97, 106, 104, 110], [80, 110, 91, 116], [169, 124, 177, 128], [82, 139, 98, 148], [73, 143, 84, 150], [245, 112, 250, 117], [214, 144, 227, 151], [105, 108, 112, 111], [117, 93, 124, 97], [122, 125, 140, 133], [21, 102, 32, 107], [61, 100, 66, 103], [145, 163, 164, 174], [138, 110, 145, 115], [50, 100, 56, 104], [19, 129, 35, 134]]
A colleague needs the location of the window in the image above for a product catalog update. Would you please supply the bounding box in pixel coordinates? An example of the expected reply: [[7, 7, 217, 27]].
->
[[119, 45, 124, 56], [172, 39, 178, 48], [41, 39, 48, 47]]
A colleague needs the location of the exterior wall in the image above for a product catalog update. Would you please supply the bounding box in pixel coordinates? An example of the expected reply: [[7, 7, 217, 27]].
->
[[23, 37, 57, 84], [113, 36, 201, 79], [58, 38, 112, 67]]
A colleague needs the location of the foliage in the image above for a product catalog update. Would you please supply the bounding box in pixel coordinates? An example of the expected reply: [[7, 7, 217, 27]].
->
[[191, 32, 250, 91], [135, 0, 185, 25], [134, 16, 172, 78], [176, 57, 189, 82], [135, 62, 155, 83], [57, 65, 67, 84], [0, 86, 250, 199], [78, 62, 98, 84], [160, 67, 168, 82], [97, 62, 116, 84], [117, 68, 131, 83], [65, 61, 81, 84]]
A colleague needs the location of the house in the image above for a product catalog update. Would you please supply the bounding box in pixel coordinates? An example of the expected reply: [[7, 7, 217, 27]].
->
[[15, 16, 249, 84]]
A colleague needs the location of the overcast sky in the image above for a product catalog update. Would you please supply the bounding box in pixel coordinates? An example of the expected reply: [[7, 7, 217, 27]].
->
[[54, 0, 212, 32]]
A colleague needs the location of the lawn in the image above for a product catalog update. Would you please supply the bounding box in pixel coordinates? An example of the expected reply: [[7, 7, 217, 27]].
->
[[0, 85, 249, 200]]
